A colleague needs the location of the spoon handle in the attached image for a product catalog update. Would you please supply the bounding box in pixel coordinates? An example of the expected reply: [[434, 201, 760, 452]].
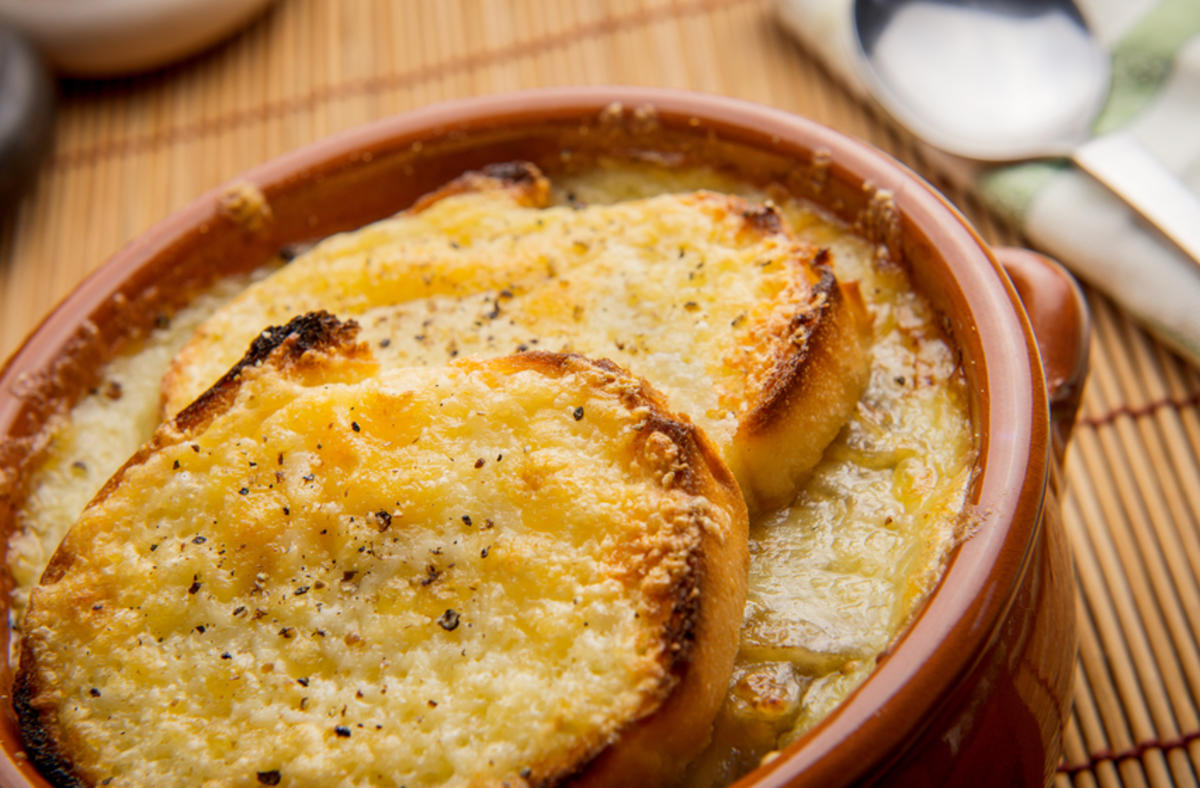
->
[[1072, 131, 1200, 267]]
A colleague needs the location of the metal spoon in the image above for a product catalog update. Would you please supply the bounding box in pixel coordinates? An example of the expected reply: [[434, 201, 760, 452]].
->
[[853, 0, 1200, 266]]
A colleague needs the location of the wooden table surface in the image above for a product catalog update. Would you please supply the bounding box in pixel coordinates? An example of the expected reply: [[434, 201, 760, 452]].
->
[[1, 2, 1198, 785]]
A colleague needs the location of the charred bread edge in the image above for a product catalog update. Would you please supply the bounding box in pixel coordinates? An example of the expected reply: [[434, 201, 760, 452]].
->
[[11, 672, 85, 788], [409, 160, 550, 212], [499, 350, 735, 787], [744, 251, 850, 433], [512, 355, 749, 787], [737, 249, 871, 511], [36, 311, 365, 593], [173, 310, 364, 434]]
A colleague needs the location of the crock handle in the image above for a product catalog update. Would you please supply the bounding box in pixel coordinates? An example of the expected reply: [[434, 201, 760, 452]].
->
[[992, 247, 1091, 461]]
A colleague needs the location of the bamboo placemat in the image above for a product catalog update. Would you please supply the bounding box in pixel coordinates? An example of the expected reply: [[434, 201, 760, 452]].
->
[[1, 1, 1198, 785]]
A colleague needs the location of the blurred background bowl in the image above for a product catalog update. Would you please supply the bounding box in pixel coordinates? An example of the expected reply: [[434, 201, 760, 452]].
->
[[0, 0, 275, 77]]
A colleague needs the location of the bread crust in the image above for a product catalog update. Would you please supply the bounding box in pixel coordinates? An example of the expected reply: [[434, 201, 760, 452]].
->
[[160, 163, 869, 514], [731, 251, 872, 511], [408, 160, 550, 213], [17, 314, 748, 788], [11, 672, 85, 788]]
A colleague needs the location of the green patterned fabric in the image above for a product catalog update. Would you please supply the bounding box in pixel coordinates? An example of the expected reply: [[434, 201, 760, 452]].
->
[[1096, 0, 1200, 133], [978, 0, 1200, 222]]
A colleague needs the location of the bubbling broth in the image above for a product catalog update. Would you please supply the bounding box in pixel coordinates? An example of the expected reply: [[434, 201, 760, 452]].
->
[[7, 161, 972, 786]]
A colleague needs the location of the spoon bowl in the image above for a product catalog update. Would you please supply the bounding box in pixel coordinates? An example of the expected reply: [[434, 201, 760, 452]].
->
[[853, 0, 1200, 266], [854, 0, 1106, 159]]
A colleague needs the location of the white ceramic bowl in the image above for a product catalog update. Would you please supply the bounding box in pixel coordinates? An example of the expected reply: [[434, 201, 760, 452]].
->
[[0, 0, 274, 76]]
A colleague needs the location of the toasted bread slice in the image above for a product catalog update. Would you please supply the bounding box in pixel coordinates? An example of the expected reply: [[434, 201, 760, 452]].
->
[[16, 313, 748, 788], [162, 163, 870, 512]]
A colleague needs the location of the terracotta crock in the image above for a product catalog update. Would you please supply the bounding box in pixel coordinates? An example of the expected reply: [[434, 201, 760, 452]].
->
[[0, 87, 1087, 788]]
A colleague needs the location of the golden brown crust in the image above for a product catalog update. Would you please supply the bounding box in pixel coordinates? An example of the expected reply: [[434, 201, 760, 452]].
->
[[16, 323, 747, 788], [529, 352, 750, 787], [173, 310, 366, 433], [478, 352, 748, 788], [739, 202, 785, 236], [732, 251, 871, 511], [409, 160, 550, 213], [742, 251, 837, 433], [12, 659, 87, 788], [35, 313, 370, 594], [574, 421, 748, 788], [17, 312, 382, 788]]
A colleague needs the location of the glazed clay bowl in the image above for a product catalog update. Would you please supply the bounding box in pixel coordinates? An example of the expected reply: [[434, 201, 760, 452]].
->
[[0, 87, 1086, 787]]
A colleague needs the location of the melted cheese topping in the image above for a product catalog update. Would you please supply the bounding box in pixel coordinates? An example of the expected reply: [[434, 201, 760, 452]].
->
[[6, 277, 257, 625], [8, 162, 973, 787], [23, 353, 740, 787], [163, 187, 840, 502]]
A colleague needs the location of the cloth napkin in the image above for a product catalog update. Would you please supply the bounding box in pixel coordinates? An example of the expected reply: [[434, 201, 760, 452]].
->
[[776, 0, 1200, 367]]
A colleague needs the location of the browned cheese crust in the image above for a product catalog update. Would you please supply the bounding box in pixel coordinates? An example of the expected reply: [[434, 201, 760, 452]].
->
[[16, 313, 748, 788], [730, 249, 871, 510], [160, 163, 871, 514]]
